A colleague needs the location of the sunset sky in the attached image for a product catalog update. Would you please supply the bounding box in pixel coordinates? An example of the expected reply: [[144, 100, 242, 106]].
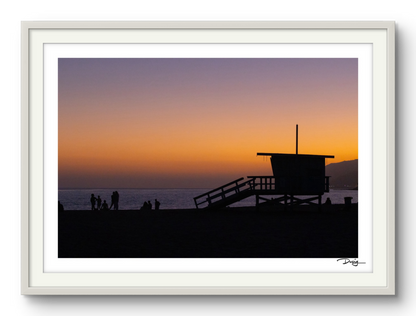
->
[[58, 58, 358, 189]]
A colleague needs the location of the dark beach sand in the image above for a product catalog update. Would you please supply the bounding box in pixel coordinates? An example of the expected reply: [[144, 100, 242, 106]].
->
[[58, 204, 358, 258]]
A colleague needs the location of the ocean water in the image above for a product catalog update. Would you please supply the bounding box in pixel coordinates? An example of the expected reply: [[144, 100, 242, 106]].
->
[[58, 188, 358, 211]]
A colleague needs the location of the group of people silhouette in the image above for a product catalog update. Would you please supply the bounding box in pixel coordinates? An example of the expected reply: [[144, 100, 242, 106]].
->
[[89, 192, 160, 211], [59, 192, 162, 211], [90, 191, 119, 210], [140, 199, 160, 210]]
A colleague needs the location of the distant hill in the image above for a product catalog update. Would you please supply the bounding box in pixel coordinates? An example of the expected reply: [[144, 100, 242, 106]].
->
[[325, 159, 358, 189]]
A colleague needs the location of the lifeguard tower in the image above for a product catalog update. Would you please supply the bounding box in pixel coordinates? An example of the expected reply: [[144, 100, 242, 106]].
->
[[194, 125, 334, 210]]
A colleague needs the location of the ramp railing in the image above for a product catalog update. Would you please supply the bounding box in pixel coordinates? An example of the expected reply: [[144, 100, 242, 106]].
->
[[193, 177, 254, 209]]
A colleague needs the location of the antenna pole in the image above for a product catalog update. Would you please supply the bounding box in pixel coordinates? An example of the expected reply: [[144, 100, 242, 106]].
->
[[296, 124, 298, 155]]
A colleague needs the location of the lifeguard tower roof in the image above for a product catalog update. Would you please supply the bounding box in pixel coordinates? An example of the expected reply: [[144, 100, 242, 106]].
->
[[257, 153, 334, 159]]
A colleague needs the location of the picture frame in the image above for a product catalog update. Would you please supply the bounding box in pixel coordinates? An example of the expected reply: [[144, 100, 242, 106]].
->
[[21, 21, 395, 295]]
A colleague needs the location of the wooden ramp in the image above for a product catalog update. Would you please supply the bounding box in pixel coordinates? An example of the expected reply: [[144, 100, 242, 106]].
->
[[193, 176, 329, 210], [193, 177, 251, 210]]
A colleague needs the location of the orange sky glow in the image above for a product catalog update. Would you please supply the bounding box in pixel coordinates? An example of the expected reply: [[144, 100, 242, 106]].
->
[[59, 58, 358, 188]]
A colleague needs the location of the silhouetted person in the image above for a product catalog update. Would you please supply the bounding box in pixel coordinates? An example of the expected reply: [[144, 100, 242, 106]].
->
[[155, 199, 160, 210], [90, 194, 97, 210], [97, 195, 102, 210], [109, 191, 115, 210], [58, 201, 64, 212], [114, 191, 119, 210], [148, 200, 152, 210], [141, 201, 148, 210], [324, 197, 332, 205], [101, 200, 109, 210]]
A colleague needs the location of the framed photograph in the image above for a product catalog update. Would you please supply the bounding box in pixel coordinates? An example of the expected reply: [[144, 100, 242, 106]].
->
[[21, 21, 395, 295]]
